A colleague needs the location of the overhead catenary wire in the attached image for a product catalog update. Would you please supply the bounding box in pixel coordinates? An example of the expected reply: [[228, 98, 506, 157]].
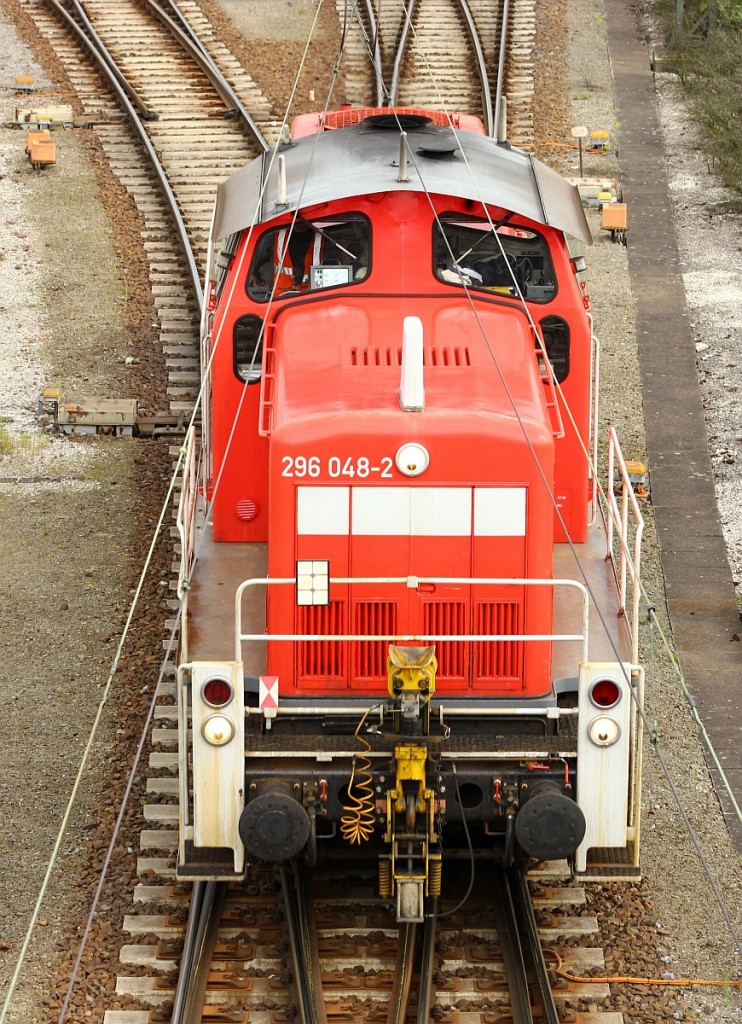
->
[[4, 3, 739, 1018], [344, 0, 741, 952], [1, 3, 335, 1017], [202, 0, 742, 955]]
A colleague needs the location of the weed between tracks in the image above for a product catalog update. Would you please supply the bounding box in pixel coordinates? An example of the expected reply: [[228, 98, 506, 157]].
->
[[0, 425, 50, 457]]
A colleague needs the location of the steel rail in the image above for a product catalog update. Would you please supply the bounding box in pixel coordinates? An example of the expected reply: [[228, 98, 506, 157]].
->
[[386, 922, 418, 1024], [389, 0, 417, 107], [492, 865, 534, 1024], [493, 0, 510, 138], [362, 0, 385, 106], [44, 0, 271, 302], [508, 866, 561, 1024], [146, 0, 269, 152], [455, 0, 495, 136], [492, 865, 561, 1024], [387, 0, 496, 135], [42, 0, 251, 306], [43, 0, 154, 117], [415, 910, 438, 1024], [280, 863, 329, 1024], [170, 880, 228, 1024]]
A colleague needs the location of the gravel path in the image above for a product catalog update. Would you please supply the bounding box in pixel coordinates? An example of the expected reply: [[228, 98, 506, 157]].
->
[[0, 0, 739, 1021]]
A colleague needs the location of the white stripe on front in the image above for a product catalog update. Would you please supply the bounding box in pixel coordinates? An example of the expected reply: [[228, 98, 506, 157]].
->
[[409, 487, 470, 535], [297, 486, 349, 534], [474, 486, 526, 536], [352, 486, 409, 534], [296, 486, 526, 536], [352, 487, 471, 536]]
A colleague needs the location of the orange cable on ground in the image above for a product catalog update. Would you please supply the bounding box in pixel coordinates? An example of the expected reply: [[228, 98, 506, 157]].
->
[[545, 950, 742, 989]]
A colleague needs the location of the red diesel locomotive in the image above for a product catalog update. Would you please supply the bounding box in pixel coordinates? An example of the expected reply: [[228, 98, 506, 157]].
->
[[175, 108, 644, 919]]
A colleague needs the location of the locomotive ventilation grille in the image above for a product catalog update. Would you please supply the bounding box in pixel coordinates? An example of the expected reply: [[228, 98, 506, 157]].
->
[[476, 601, 522, 680], [298, 601, 346, 678], [350, 346, 471, 367], [322, 107, 466, 130], [297, 600, 523, 685], [354, 601, 398, 678]]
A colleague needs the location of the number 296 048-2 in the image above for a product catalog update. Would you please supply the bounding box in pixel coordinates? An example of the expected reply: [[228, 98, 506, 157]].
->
[[281, 455, 394, 478]]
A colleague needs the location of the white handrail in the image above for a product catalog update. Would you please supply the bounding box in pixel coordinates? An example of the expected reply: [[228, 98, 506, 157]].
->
[[175, 426, 198, 601], [606, 427, 644, 662], [588, 315, 600, 525], [234, 575, 589, 664]]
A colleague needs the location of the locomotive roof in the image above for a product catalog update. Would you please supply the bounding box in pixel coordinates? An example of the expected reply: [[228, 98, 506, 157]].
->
[[212, 117, 592, 245]]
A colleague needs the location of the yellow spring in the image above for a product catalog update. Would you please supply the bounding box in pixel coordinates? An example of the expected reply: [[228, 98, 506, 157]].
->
[[340, 708, 377, 845], [378, 858, 392, 897], [428, 857, 442, 897], [340, 749, 375, 844]]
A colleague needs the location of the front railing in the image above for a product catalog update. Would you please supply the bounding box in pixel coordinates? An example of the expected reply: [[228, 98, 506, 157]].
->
[[233, 576, 590, 678], [175, 426, 200, 601], [605, 427, 645, 663], [588, 314, 601, 524]]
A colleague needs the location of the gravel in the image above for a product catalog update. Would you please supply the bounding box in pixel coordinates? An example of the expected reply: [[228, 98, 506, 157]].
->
[[0, 3, 171, 1021], [0, 0, 739, 1021]]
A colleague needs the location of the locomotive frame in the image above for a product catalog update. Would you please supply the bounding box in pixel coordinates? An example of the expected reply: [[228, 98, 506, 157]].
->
[[174, 108, 645, 920]]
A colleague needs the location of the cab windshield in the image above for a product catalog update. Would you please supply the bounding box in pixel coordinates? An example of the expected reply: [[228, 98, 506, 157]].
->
[[434, 216, 556, 302], [247, 214, 370, 301]]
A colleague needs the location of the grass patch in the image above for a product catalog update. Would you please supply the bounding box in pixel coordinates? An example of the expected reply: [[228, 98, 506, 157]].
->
[[0, 426, 51, 457], [18, 430, 50, 456], [654, 0, 742, 209], [0, 427, 14, 456]]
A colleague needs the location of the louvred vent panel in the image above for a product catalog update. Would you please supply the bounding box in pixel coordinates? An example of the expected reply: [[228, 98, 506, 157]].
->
[[423, 601, 467, 678], [349, 347, 470, 367], [353, 601, 398, 679], [297, 601, 346, 679], [476, 602, 523, 681], [322, 107, 461, 130]]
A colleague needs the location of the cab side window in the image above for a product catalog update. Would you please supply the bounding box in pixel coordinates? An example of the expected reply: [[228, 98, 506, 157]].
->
[[247, 214, 370, 302], [214, 232, 240, 301], [434, 216, 556, 302], [234, 315, 263, 383]]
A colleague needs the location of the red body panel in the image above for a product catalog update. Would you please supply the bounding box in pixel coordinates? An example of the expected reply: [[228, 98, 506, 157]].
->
[[207, 184, 592, 699]]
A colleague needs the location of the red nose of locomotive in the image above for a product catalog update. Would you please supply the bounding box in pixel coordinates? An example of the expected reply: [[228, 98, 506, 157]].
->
[[264, 298, 556, 699]]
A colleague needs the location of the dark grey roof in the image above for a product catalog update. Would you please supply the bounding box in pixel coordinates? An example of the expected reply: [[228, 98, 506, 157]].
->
[[212, 119, 592, 245]]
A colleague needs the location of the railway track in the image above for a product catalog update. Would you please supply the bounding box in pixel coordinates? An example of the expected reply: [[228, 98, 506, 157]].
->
[[111, 857, 615, 1024], [336, 0, 536, 145], [18, 0, 277, 419], [8, 3, 621, 1021]]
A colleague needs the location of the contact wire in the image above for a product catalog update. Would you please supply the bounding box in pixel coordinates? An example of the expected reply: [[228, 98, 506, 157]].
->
[[1, 3, 345, 1017], [351, 10, 741, 948], [0, 450, 184, 1024]]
